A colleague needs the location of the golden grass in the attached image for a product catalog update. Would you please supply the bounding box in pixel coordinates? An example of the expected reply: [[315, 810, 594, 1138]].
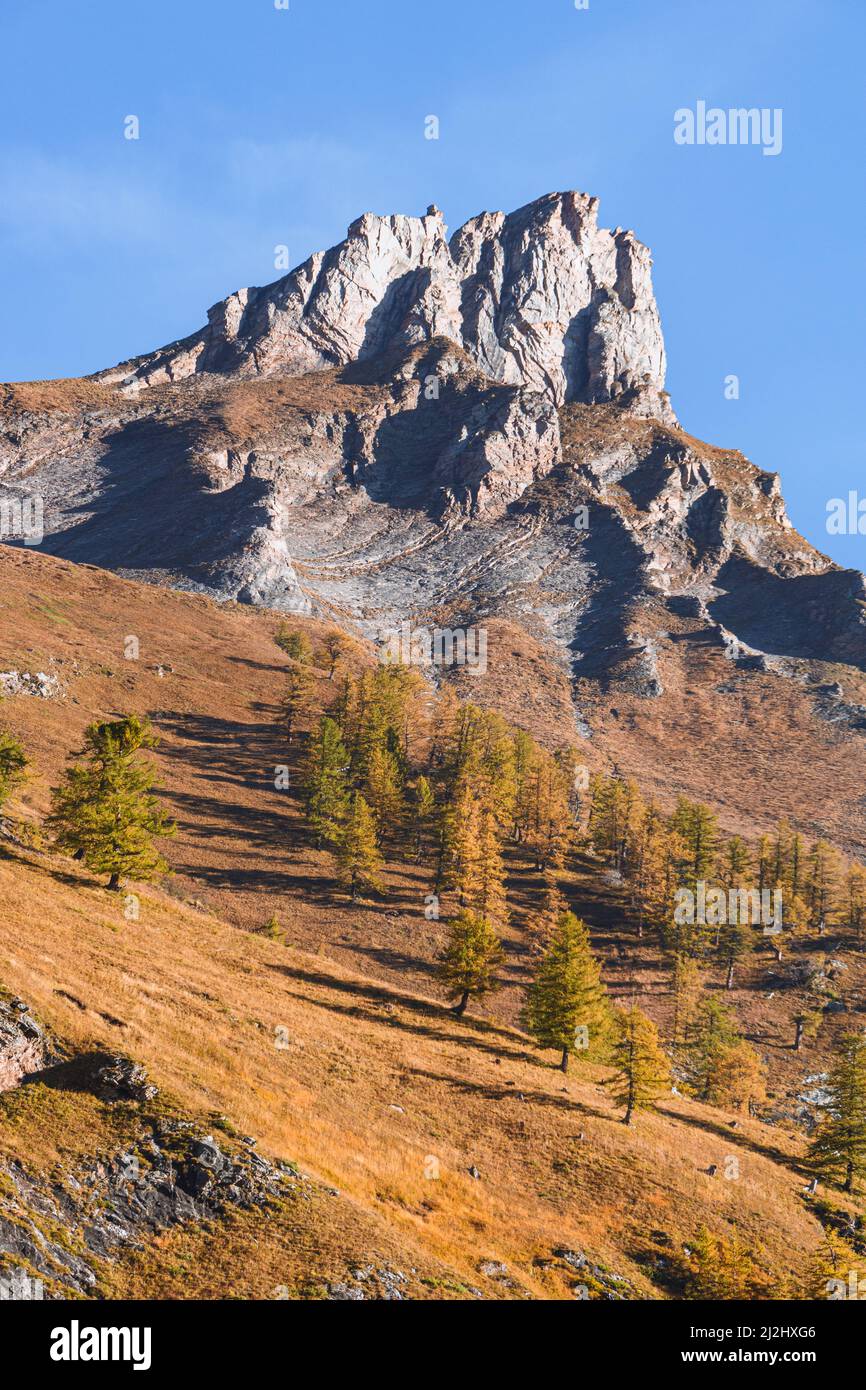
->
[[0, 545, 860, 1297], [0, 838, 839, 1299]]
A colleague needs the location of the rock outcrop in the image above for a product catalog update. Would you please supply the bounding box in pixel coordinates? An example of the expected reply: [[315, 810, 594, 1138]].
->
[[101, 192, 675, 424], [0, 669, 62, 699], [0, 998, 48, 1091], [0, 1117, 302, 1297], [0, 997, 303, 1298]]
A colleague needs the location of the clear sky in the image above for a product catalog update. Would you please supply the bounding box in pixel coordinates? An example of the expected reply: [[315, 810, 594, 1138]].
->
[[1, 0, 863, 567]]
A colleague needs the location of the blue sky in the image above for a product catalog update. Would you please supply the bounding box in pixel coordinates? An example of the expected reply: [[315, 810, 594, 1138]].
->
[[1, 0, 863, 567]]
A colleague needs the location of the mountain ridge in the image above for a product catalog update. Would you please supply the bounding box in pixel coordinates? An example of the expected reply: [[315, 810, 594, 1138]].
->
[[2, 188, 865, 820], [97, 191, 676, 425]]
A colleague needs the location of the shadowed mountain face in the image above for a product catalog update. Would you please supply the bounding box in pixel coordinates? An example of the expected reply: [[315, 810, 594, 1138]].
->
[[1, 190, 865, 731]]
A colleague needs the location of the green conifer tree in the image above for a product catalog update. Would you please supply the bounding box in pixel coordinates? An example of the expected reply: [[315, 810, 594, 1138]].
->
[[438, 909, 504, 1015], [670, 798, 718, 893], [304, 717, 350, 848], [524, 911, 610, 1070], [0, 730, 28, 810], [49, 715, 175, 890], [336, 793, 384, 901], [809, 1032, 866, 1193], [718, 913, 754, 990]]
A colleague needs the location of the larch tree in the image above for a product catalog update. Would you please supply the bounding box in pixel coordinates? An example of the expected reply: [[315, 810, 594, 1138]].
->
[[804, 1229, 860, 1300], [807, 839, 843, 931], [511, 728, 536, 845], [304, 716, 350, 848], [627, 800, 667, 938], [845, 861, 866, 948], [756, 835, 774, 894], [474, 709, 517, 831], [607, 1006, 671, 1124], [719, 835, 752, 892], [683, 1226, 774, 1300], [364, 744, 406, 841], [469, 804, 509, 931], [437, 909, 504, 1016], [412, 774, 437, 863], [523, 748, 571, 874], [718, 914, 754, 990], [336, 792, 384, 901], [275, 625, 313, 664], [712, 1040, 766, 1114], [788, 830, 806, 899], [526, 879, 566, 955], [670, 798, 718, 894], [48, 715, 175, 891], [427, 683, 461, 773], [588, 774, 633, 871], [771, 818, 792, 888], [0, 730, 27, 810], [809, 1031, 866, 1193], [441, 785, 482, 903], [684, 997, 741, 1102], [524, 911, 610, 1071], [323, 630, 352, 680], [670, 952, 702, 1047], [281, 661, 315, 744]]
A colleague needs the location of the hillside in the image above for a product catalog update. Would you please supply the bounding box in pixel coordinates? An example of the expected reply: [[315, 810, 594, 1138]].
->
[[0, 545, 863, 1300]]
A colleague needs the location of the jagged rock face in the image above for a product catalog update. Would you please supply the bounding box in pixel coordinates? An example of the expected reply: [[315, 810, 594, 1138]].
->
[[0, 998, 303, 1299], [4, 341, 866, 698], [4, 187, 866, 705], [104, 192, 674, 424], [0, 998, 48, 1090], [0, 1116, 301, 1297]]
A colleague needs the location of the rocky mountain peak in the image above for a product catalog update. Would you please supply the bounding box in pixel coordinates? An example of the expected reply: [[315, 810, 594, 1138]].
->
[[8, 185, 864, 706], [103, 191, 675, 424]]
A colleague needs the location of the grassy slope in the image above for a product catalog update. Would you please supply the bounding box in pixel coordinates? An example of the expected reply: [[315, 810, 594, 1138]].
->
[[0, 544, 860, 1297], [0, 841, 835, 1299]]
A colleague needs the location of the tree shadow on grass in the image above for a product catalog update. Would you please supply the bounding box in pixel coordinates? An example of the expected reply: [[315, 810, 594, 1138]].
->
[[664, 1105, 805, 1174], [172, 858, 321, 893], [22, 1050, 121, 1097], [153, 710, 294, 795], [408, 1065, 610, 1120], [226, 655, 289, 675], [166, 787, 296, 845], [346, 943, 442, 982], [268, 961, 532, 1059]]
